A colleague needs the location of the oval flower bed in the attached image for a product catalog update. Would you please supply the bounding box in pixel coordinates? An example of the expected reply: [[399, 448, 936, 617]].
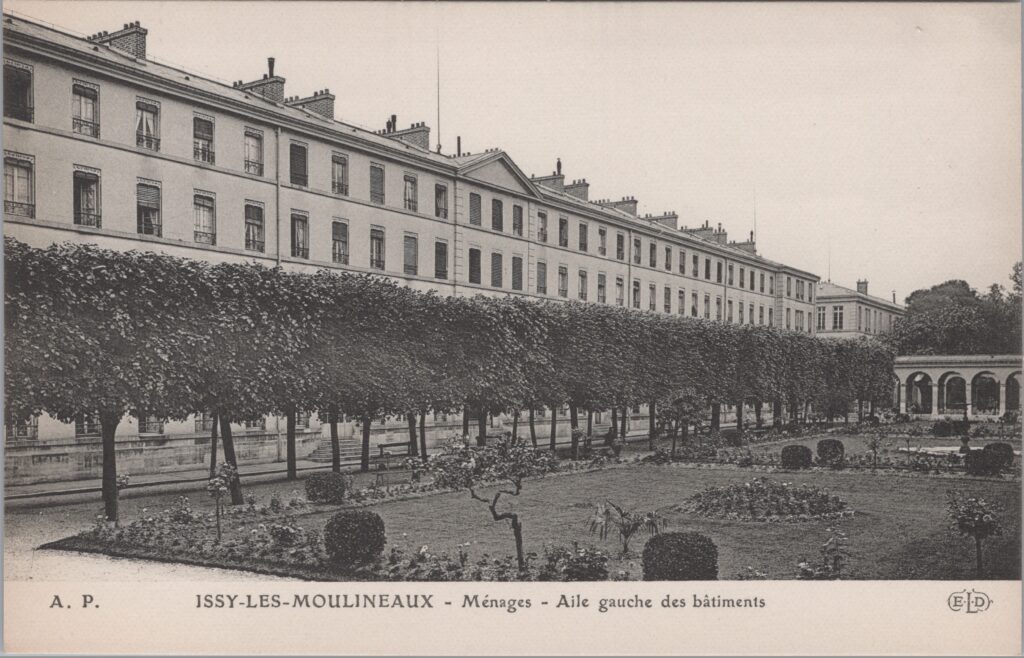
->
[[678, 477, 853, 523]]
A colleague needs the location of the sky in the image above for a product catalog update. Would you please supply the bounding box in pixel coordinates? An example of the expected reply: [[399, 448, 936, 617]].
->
[[7, 1, 1021, 303]]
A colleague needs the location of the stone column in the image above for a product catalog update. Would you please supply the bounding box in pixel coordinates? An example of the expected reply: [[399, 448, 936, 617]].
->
[[999, 381, 1007, 417], [900, 381, 908, 415], [928, 383, 937, 419], [964, 381, 973, 420]]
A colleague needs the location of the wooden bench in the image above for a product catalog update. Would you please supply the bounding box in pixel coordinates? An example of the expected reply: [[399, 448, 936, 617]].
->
[[374, 442, 412, 487]]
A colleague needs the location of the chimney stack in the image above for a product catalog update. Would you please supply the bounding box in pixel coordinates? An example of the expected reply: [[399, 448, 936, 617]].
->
[[384, 121, 432, 150], [857, 280, 869, 295], [457, 136, 462, 156], [87, 20, 148, 59], [237, 57, 286, 102], [564, 178, 590, 201], [892, 290, 896, 303], [598, 196, 638, 216], [285, 89, 335, 119], [268, 57, 275, 78]]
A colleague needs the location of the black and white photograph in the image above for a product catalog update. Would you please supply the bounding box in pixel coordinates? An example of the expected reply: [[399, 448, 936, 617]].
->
[[2, 1, 1021, 654]]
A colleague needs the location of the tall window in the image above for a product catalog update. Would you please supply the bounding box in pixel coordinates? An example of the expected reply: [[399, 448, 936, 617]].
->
[[579, 223, 588, 252], [512, 205, 523, 236], [403, 235, 418, 275], [136, 182, 160, 237], [664, 286, 672, 313], [245, 131, 264, 175], [678, 290, 686, 315], [246, 204, 265, 253], [72, 82, 99, 137], [468, 248, 482, 284], [616, 277, 625, 306], [558, 216, 569, 247], [370, 164, 385, 204], [403, 175, 418, 212], [728, 264, 734, 285], [747, 303, 754, 324], [633, 238, 641, 265], [787, 276, 793, 297], [332, 221, 349, 264], [434, 241, 448, 279], [491, 199, 503, 231], [370, 228, 385, 270], [616, 234, 625, 260], [759, 306, 765, 325], [759, 273, 765, 293], [716, 262, 723, 283], [648, 284, 657, 311], [703, 294, 711, 319], [691, 253, 699, 277], [769, 276, 774, 295], [289, 143, 308, 186], [331, 154, 348, 194], [691, 292, 698, 317], [435, 184, 448, 219], [739, 267, 745, 289], [73, 170, 101, 227], [578, 270, 588, 301], [136, 100, 159, 150], [749, 270, 755, 290], [768, 308, 773, 326], [512, 256, 523, 290], [469, 193, 482, 225], [786, 308, 792, 329], [796, 310, 804, 331], [597, 273, 607, 303], [831, 305, 843, 330], [649, 242, 657, 268], [738, 301, 744, 324], [536, 261, 547, 294], [193, 193, 215, 244], [4, 63, 32, 121], [4, 155, 34, 218], [537, 211, 548, 242], [291, 214, 309, 259], [665, 246, 672, 271], [193, 117, 214, 163], [558, 266, 568, 297], [816, 306, 826, 331], [727, 300, 734, 322], [598, 228, 607, 256], [704, 258, 711, 280], [716, 297, 722, 321], [491, 253, 503, 287], [631, 280, 641, 309]]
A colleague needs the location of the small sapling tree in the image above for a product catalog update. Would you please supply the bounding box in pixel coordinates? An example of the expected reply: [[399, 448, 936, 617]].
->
[[588, 501, 661, 557], [947, 491, 1004, 577], [207, 462, 238, 542]]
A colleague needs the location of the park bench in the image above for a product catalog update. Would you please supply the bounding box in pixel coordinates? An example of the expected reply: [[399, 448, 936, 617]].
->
[[374, 441, 414, 487]]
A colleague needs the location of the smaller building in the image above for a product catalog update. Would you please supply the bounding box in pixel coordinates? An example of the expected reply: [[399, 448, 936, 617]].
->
[[815, 280, 904, 339]]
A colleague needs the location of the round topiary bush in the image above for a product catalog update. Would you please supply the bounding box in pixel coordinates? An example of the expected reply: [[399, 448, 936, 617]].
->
[[982, 442, 1015, 471], [781, 444, 813, 470], [642, 532, 718, 580], [323, 510, 386, 565], [816, 439, 845, 465], [965, 449, 1003, 477], [305, 472, 347, 504]]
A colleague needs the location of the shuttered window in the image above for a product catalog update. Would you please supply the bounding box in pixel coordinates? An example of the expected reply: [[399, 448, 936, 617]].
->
[[193, 117, 214, 163], [136, 183, 160, 236], [597, 273, 606, 303], [491, 198, 503, 231], [291, 214, 309, 258], [332, 221, 348, 264], [490, 253, 503, 287], [664, 286, 672, 313], [511, 256, 523, 291], [434, 241, 448, 279], [290, 144, 308, 186], [558, 267, 568, 298], [512, 205, 523, 236], [370, 228, 385, 269], [468, 248, 481, 284], [632, 280, 640, 308], [193, 194, 214, 244], [469, 193, 481, 225], [403, 235, 418, 276], [536, 262, 547, 294], [370, 164, 385, 204], [537, 212, 548, 242], [665, 247, 672, 271], [650, 284, 657, 311], [579, 223, 588, 252], [578, 271, 588, 301], [404, 175, 418, 211], [558, 217, 569, 247]]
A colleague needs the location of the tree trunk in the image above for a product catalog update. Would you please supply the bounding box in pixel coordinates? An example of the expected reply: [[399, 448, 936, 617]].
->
[[285, 406, 297, 480], [773, 398, 783, 429], [511, 515, 526, 571], [511, 410, 519, 442], [569, 404, 579, 430], [477, 409, 487, 447], [209, 412, 219, 478], [360, 413, 371, 473], [330, 407, 340, 473], [462, 405, 470, 439], [619, 406, 627, 443], [218, 416, 244, 505], [569, 404, 580, 458], [735, 399, 744, 432], [858, 399, 864, 423], [711, 403, 721, 432], [407, 412, 419, 457], [587, 410, 593, 438], [610, 407, 618, 440], [755, 401, 763, 429], [671, 427, 678, 458], [419, 410, 428, 460], [648, 401, 657, 450], [99, 411, 120, 522], [528, 408, 537, 448], [550, 406, 558, 451]]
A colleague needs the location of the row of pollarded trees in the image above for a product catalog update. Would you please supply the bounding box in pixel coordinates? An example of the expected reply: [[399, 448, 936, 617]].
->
[[4, 239, 896, 521]]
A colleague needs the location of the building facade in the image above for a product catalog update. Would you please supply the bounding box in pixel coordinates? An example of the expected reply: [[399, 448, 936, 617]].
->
[[3, 14, 820, 479], [815, 280, 904, 339]]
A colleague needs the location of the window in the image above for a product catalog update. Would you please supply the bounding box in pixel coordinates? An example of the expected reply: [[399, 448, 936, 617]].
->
[[435, 185, 448, 219], [289, 143, 308, 186], [616, 233, 625, 260], [759, 273, 765, 293], [191, 193, 215, 243], [749, 270, 755, 290], [491, 199, 503, 231], [739, 267, 745, 289], [295, 412, 310, 429], [786, 276, 792, 297], [649, 242, 657, 268], [136, 100, 160, 150], [434, 241, 448, 279], [537, 211, 548, 241], [857, 306, 863, 331], [578, 271, 588, 301], [331, 221, 349, 264], [749, 303, 754, 325], [691, 292, 698, 318], [536, 261, 547, 294], [291, 214, 309, 258], [716, 297, 722, 321], [728, 264, 734, 286], [403, 234, 418, 275], [468, 248, 482, 284], [786, 308, 792, 329], [73, 170, 101, 227], [370, 164, 385, 204], [193, 117, 214, 163], [649, 284, 657, 311], [558, 266, 569, 298], [679, 250, 686, 275], [703, 294, 711, 319], [469, 193, 483, 225], [558, 216, 569, 247], [138, 415, 164, 435], [632, 280, 641, 309], [633, 238, 641, 264], [4, 62, 33, 121], [370, 228, 385, 270], [716, 262, 723, 283], [245, 131, 264, 176], [809, 286, 814, 303], [796, 280, 804, 300], [738, 301, 745, 324], [403, 175, 418, 212], [331, 154, 348, 194], [832, 305, 843, 330], [665, 246, 672, 271], [136, 182, 161, 237], [704, 258, 711, 280], [769, 276, 775, 295], [758, 306, 764, 325], [768, 308, 773, 326], [4, 155, 34, 218], [796, 310, 805, 332], [75, 413, 100, 438], [616, 277, 625, 306], [72, 82, 99, 137], [816, 306, 826, 331], [6, 416, 38, 441], [598, 228, 607, 256], [678, 290, 686, 315], [597, 273, 606, 303], [246, 204, 265, 253], [491, 253, 503, 287], [727, 300, 734, 322], [664, 286, 672, 313], [512, 205, 523, 236], [579, 223, 588, 252], [512, 256, 523, 290], [691, 253, 699, 277]]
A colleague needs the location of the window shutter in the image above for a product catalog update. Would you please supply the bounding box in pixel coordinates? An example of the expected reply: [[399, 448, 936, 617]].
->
[[245, 204, 263, 223], [536, 262, 547, 293], [491, 199, 503, 231], [469, 249, 481, 284], [136, 183, 159, 207], [333, 222, 347, 242], [434, 241, 448, 278], [490, 253, 503, 287], [470, 194, 481, 225], [193, 117, 213, 140], [290, 144, 307, 178], [512, 257, 523, 290], [403, 235, 418, 275]]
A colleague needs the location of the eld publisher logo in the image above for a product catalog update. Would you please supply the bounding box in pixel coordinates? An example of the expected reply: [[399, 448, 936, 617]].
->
[[948, 589, 992, 614]]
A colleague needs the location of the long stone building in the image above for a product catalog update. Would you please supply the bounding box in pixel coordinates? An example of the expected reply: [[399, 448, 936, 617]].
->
[[815, 280, 904, 339], [3, 13, 821, 482]]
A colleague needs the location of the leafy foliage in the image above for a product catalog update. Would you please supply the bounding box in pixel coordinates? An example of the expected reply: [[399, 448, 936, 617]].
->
[[781, 445, 813, 469], [304, 472, 348, 504], [588, 501, 661, 556], [641, 532, 719, 580], [682, 477, 852, 522], [323, 510, 386, 566]]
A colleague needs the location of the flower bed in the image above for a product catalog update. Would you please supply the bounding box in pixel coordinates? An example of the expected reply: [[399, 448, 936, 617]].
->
[[679, 477, 853, 523]]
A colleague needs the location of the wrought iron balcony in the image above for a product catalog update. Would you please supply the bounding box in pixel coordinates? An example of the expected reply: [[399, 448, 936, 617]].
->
[[72, 117, 100, 138], [4, 201, 34, 218], [4, 102, 33, 122], [244, 160, 264, 176], [332, 181, 348, 195], [136, 132, 160, 151], [370, 257, 385, 270], [194, 146, 215, 164], [194, 230, 216, 245], [74, 211, 102, 227], [245, 237, 265, 252], [292, 246, 309, 259]]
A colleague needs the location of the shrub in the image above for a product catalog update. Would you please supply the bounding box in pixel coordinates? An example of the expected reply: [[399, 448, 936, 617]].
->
[[323, 510, 386, 565], [933, 417, 970, 438], [305, 472, 347, 504], [965, 450, 1004, 477], [642, 532, 718, 580], [982, 442, 1015, 471], [816, 439, 845, 465], [781, 444, 813, 469], [682, 477, 853, 522], [539, 543, 610, 581]]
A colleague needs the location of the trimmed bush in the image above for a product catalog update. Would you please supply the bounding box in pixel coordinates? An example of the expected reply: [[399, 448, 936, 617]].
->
[[933, 417, 970, 438], [965, 450, 1004, 477], [539, 543, 610, 581], [323, 510, 386, 565], [305, 472, 347, 504], [781, 444, 813, 470], [982, 442, 1015, 471], [816, 439, 845, 465], [642, 532, 718, 580]]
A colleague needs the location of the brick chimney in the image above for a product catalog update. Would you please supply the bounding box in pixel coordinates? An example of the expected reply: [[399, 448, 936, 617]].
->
[[684, 220, 716, 241], [564, 179, 590, 201], [731, 230, 757, 254], [384, 122, 431, 150], [643, 211, 678, 230], [598, 196, 638, 216], [87, 21, 147, 59], [235, 58, 286, 103], [285, 89, 335, 119], [857, 280, 869, 295], [532, 159, 565, 193]]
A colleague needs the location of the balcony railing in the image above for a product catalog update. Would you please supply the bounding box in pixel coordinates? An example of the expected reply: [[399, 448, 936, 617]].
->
[[137, 221, 162, 237], [136, 132, 160, 151], [138, 420, 164, 435], [244, 160, 264, 176], [5, 424, 38, 441], [332, 181, 348, 195], [405, 200, 418, 212], [332, 247, 349, 265], [435, 207, 448, 219], [579, 292, 588, 301], [292, 246, 309, 259], [194, 146, 215, 164], [291, 173, 308, 187], [74, 212, 102, 228], [194, 230, 216, 245], [435, 268, 448, 280], [72, 117, 100, 138], [5, 201, 34, 218], [5, 102, 33, 122], [245, 237, 265, 252], [558, 288, 568, 298], [370, 257, 385, 270], [404, 264, 418, 276]]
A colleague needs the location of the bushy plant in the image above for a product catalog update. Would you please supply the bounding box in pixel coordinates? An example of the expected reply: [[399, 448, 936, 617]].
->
[[816, 439, 845, 466], [932, 417, 970, 438], [797, 527, 850, 579], [268, 522, 305, 546], [965, 449, 1004, 477], [780, 444, 813, 469], [323, 510, 386, 566], [641, 532, 718, 580], [682, 477, 852, 523], [538, 542, 609, 581], [304, 472, 347, 503], [588, 501, 660, 556], [947, 491, 1004, 576], [982, 442, 1015, 471]]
